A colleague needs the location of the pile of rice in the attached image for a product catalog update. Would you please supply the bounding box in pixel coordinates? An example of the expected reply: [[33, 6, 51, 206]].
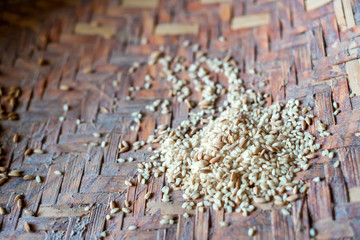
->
[[135, 47, 319, 215]]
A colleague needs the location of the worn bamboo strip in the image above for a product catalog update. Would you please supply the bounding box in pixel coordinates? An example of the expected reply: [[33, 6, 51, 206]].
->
[[200, 0, 230, 4], [74, 23, 117, 39], [154, 23, 199, 35], [231, 13, 270, 30], [122, 0, 158, 9], [305, 0, 332, 11], [345, 59, 360, 96]]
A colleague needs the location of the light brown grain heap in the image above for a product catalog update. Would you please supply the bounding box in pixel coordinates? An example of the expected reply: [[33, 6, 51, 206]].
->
[[136, 47, 319, 214]]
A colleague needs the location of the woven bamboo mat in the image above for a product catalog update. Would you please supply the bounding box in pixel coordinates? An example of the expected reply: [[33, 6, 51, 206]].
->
[[0, 0, 360, 239]]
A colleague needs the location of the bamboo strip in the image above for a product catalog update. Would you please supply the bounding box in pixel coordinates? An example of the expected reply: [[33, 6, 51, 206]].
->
[[305, 0, 332, 11], [349, 187, 360, 202], [122, 0, 158, 9], [154, 23, 199, 35], [345, 59, 360, 96], [231, 13, 270, 30], [74, 23, 117, 39]]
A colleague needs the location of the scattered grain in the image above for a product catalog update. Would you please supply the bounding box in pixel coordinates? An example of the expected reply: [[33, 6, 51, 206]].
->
[[309, 228, 316, 237], [13, 134, 19, 143], [17, 199, 23, 208], [128, 225, 137, 230], [37, 57, 48, 66], [219, 221, 229, 227], [83, 67, 94, 74], [125, 180, 133, 187], [122, 207, 131, 213], [35, 175, 41, 183], [119, 146, 129, 153], [281, 209, 290, 216], [110, 208, 120, 214], [59, 85, 70, 91], [33, 149, 44, 154], [286, 195, 300, 202], [9, 169, 22, 177], [63, 104, 69, 112], [160, 219, 169, 225], [0, 207, 6, 215], [248, 227, 256, 236], [25, 210, 35, 216], [24, 148, 33, 156], [14, 194, 23, 202], [110, 201, 116, 210], [305, 153, 317, 159], [23, 175, 35, 180], [313, 177, 320, 182], [24, 222, 31, 232]]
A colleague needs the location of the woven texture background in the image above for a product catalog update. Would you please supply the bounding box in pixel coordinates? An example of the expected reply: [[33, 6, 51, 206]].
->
[[1, 0, 360, 239]]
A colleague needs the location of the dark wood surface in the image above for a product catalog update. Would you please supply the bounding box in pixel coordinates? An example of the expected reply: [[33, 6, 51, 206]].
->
[[1, 0, 360, 239]]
